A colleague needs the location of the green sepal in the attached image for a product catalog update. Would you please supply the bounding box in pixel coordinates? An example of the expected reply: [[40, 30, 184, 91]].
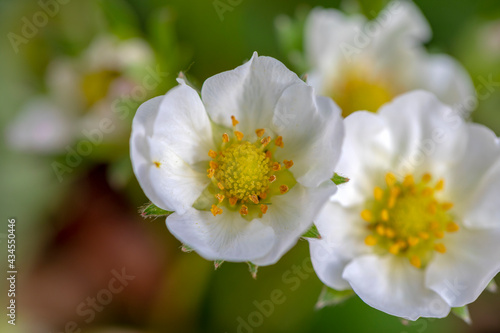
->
[[301, 224, 321, 239], [214, 260, 224, 270], [181, 244, 194, 253], [331, 173, 350, 185], [451, 306, 472, 325], [315, 285, 354, 310], [140, 202, 174, 218], [247, 262, 258, 279]]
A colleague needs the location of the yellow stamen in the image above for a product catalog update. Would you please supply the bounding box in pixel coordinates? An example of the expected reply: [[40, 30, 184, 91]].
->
[[240, 205, 248, 216], [410, 255, 421, 268], [376, 224, 385, 236], [210, 205, 223, 216], [381, 209, 389, 222], [421, 188, 434, 197], [272, 162, 281, 171], [269, 175, 276, 183], [385, 173, 396, 187], [389, 243, 400, 255], [265, 151, 272, 159], [284, 160, 294, 169], [209, 161, 218, 169], [403, 175, 414, 187], [217, 182, 224, 190], [222, 133, 229, 143], [154, 161, 161, 168], [434, 243, 447, 253], [260, 204, 268, 214], [441, 202, 454, 211], [215, 194, 225, 203], [361, 209, 372, 222], [249, 194, 259, 204], [261, 136, 271, 146], [435, 179, 444, 191], [229, 197, 238, 206], [408, 236, 420, 247], [422, 173, 432, 183], [208, 149, 217, 159], [374, 187, 384, 201], [255, 128, 265, 138], [235, 131, 244, 141], [385, 228, 396, 238], [434, 230, 444, 239], [231, 115, 239, 126], [259, 192, 267, 199], [207, 168, 215, 178], [364, 235, 377, 246], [446, 222, 460, 232], [418, 232, 429, 240], [279, 185, 289, 194], [275, 136, 284, 148]]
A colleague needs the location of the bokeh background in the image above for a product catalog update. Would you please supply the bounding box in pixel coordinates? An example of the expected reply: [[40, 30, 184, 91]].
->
[[1, 0, 500, 332]]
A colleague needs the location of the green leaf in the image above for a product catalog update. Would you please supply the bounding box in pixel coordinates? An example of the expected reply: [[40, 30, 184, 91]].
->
[[214, 260, 224, 270], [315, 286, 354, 310], [331, 173, 350, 185], [452, 306, 472, 325], [140, 202, 174, 218], [181, 244, 194, 253], [247, 262, 258, 279], [301, 224, 321, 239], [487, 279, 498, 293]]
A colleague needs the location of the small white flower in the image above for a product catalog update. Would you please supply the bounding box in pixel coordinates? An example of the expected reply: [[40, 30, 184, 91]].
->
[[310, 91, 500, 320], [304, 1, 475, 117], [130, 53, 344, 265]]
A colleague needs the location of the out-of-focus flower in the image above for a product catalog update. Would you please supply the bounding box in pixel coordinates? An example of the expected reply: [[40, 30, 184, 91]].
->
[[131, 53, 344, 266], [6, 35, 155, 154], [310, 91, 500, 320], [304, 1, 475, 117]]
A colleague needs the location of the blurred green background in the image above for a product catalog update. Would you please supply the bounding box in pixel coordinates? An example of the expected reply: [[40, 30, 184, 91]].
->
[[0, 0, 499, 332]]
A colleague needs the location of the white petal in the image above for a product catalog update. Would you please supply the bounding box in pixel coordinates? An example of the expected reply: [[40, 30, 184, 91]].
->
[[445, 123, 500, 217], [426, 228, 500, 307], [272, 83, 344, 187], [411, 54, 475, 114], [343, 255, 450, 320], [462, 157, 500, 229], [309, 202, 371, 290], [334, 111, 393, 207], [154, 83, 214, 164], [304, 8, 365, 71], [378, 90, 468, 177], [166, 208, 275, 262], [252, 181, 337, 266], [130, 96, 209, 213], [201, 53, 302, 135]]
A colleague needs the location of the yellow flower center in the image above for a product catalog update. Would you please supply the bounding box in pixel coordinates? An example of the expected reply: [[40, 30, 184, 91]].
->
[[199, 116, 296, 219], [362, 172, 459, 269], [331, 67, 395, 118]]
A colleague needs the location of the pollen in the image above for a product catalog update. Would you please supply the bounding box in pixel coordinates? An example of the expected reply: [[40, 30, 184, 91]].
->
[[222, 133, 229, 143], [261, 136, 271, 146], [272, 162, 281, 171], [240, 205, 249, 216], [279, 185, 289, 194], [208, 150, 218, 158], [235, 131, 244, 141], [260, 204, 268, 214], [361, 172, 458, 269], [255, 128, 265, 138], [284, 160, 294, 169], [275, 136, 284, 148], [154, 161, 161, 168], [249, 194, 259, 204], [211, 205, 223, 216], [231, 115, 239, 126], [215, 194, 225, 203]]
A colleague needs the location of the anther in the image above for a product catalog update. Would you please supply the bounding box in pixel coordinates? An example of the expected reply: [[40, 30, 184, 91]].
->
[[240, 205, 248, 216], [275, 136, 284, 148], [210, 205, 223, 216], [279, 185, 289, 194], [284, 160, 294, 169], [231, 115, 239, 126]]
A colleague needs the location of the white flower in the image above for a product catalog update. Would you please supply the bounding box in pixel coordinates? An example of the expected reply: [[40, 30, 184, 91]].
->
[[130, 53, 344, 265], [304, 1, 475, 117], [310, 91, 500, 320]]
